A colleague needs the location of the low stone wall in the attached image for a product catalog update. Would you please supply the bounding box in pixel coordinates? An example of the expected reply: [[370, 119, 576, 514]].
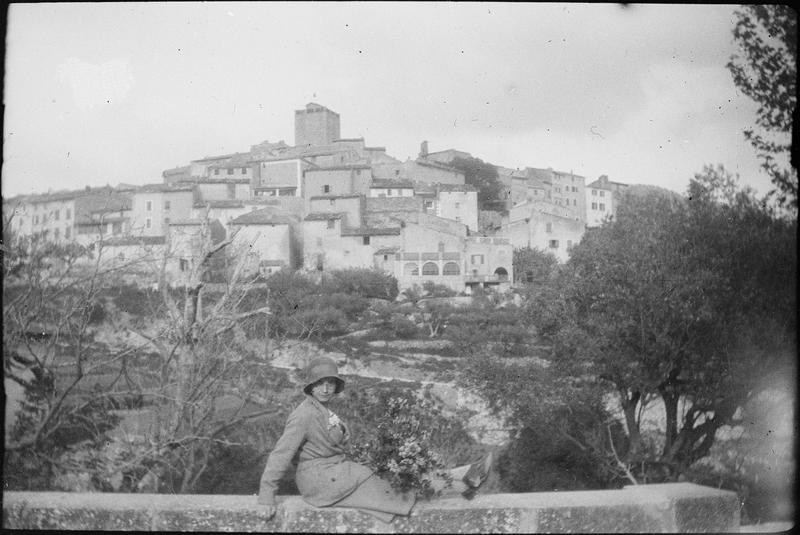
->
[[3, 483, 739, 533]]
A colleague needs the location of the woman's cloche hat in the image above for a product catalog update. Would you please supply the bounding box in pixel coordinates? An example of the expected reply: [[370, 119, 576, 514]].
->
[[303, 356, 345, 395]]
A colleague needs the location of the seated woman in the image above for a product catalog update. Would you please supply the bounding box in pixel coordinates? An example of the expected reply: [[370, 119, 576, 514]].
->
[[258, 356, 493, 523]]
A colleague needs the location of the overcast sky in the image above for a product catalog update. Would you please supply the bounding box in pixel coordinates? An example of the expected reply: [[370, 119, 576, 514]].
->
[[2, 2, 776, 199]]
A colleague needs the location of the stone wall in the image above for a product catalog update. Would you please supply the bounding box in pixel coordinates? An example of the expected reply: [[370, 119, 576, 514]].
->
[[3, 483, 739, 533]]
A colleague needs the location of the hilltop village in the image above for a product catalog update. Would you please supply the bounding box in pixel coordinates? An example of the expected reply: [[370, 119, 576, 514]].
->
[[3, 103, 627, 293]]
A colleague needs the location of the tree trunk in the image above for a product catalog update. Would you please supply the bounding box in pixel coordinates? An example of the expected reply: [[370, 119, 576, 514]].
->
[[620, 389, 642, 459]]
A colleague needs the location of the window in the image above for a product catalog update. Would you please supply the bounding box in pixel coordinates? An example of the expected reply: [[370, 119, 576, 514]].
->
[[54, 209, 60, 221], [592, 189, 597, 196], [549, 240, 559, 249], [327, 219, 335, 229], [227, 169, 234, 175], [383, 255, 389, 261], [323, 185, 330, 194], [443, 262, 460, 275], [387, 189, 393, 196], [591, 202, 598, 210], [241, 167, 248, 174], [146, 200, 152, 211], [455, 202, 460, 209], [362, 236, 370, 245], [546, 223, 552, 233], [164, 217, 170, 226], [329, 199, 335, 206], [165, 200, 171, 210], [599, 203, 605, 211], [573, 199, 577, 206], [599, 191, 605, 197], [214, 169, 220, 175], [146, 218, 152, 229], [573, 186, 578, 192], [112, 222, 122, 234], [424, 200, 434, 210], [66, 208, 71, 219], [54, 228, 60, 239], [422, 262, 439, 276], [471, 254, 484, 265], [65, 227, 71, 239], [180, 259, 189, 272]]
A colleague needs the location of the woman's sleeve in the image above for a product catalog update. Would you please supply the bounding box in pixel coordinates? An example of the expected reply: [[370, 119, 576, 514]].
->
[[257, 410, 308, 505]]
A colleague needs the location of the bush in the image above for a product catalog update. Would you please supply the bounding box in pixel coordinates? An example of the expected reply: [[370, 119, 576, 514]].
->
[[421, 281, 457, 298], [324, 268, 399, 301]]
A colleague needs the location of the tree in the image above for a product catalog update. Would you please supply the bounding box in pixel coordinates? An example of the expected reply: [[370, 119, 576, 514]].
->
[[3, 217, 287, 494], [450, 156, 504, 210], [512, 246, 558, 285], [3, 231, 159, 489], [727, 5, 798, 209], [535, 172, 796, 481]]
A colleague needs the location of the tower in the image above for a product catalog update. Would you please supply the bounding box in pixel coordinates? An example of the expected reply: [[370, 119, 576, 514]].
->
[[294, 103, 341, 148]]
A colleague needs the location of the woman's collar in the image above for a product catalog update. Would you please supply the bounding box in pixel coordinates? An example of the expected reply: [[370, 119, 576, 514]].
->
[[305, 394, 329, 414]]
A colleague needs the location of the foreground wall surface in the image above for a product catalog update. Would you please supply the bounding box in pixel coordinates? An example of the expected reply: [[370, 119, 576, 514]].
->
[[3, 483, 739, 533]]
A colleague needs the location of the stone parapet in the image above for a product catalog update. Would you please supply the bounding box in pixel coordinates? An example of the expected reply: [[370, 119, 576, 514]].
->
[[2, 483, 739, 533]]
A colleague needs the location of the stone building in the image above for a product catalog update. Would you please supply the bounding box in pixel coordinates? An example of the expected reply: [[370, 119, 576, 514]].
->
[[294, 102, 341, 148], [128, 184, 195, 237], [503, 201, 585, 262], [230, 209, 299, 276], [586, 175, 628, 227]]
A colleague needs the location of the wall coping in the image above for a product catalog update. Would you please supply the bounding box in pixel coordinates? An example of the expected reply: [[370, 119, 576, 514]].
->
[[3, 483, 740, 533]]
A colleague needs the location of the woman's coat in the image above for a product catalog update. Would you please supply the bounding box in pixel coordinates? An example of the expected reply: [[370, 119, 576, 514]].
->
[[258, 395, 374, 507]]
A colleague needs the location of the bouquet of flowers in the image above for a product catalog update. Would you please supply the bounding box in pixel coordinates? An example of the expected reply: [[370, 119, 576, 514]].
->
[[349, 394, 451, 499]]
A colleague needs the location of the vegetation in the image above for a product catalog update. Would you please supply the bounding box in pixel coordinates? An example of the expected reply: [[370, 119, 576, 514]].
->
[[506, 171, 795, 486], [450, 156, 505, 210], [727, 5, 797, 209]]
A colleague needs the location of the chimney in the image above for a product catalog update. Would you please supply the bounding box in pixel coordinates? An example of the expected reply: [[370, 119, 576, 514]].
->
[[419, 140, 428, 158]]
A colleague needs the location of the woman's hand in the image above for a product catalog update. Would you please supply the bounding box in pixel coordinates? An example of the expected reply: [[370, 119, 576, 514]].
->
[[264, 504, 277, 520]]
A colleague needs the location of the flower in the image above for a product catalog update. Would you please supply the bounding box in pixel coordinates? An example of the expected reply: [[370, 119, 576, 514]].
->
[[327, 411, 342, 429]]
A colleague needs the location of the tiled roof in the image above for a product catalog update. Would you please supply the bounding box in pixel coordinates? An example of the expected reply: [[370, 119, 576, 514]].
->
[[192, 152, 249, 164], [370, 179, 415, 189], [21, 186, 118, 204], [135, 183, 195, 194], [373, 246, 400, 255], [414, 159, 462, 172], [194, 200, 245, 209], [232, 209, 293, 225], [304, 212, 347, 221], [437, 183, 478, 193], [305, 164, 371, 171], [190, 178, 251, 185], [341, 227, 401, 237], [169, 218, 205, 226], [309, 194, 362, 201]]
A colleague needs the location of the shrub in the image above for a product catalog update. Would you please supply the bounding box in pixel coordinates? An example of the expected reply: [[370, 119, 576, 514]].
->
[[324, 268, 399, 301], [348, 394, 451, 498], [421, 281, 457, 298]]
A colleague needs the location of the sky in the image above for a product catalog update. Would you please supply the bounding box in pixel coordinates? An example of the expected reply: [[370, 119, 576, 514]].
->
[[2, 2, 780, 199]]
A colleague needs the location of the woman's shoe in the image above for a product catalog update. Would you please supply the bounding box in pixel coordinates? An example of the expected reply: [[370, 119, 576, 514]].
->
[[462, 451, 494, 490]]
